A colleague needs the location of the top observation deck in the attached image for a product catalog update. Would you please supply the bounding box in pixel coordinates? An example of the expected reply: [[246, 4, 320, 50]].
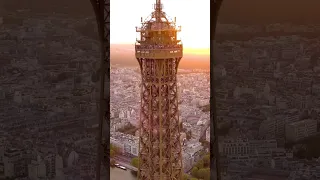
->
[[135, 44, 182, 59], [135, 0, 183, 59]]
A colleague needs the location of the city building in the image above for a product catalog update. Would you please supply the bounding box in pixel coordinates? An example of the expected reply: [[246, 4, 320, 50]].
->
[[220, 139, 278, 156], [110, 132, 139, 156], [285, 119, 318, 142], [28, 156, 46, 180], [3, 148, 26, 178], [183, 142, 203, 171]]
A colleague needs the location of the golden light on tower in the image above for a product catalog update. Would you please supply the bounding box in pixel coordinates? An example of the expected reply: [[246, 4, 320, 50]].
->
[[135, 0, 183, 179]]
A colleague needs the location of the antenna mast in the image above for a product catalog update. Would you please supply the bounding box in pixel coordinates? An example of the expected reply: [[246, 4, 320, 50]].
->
[[154, 0, 162, 22]]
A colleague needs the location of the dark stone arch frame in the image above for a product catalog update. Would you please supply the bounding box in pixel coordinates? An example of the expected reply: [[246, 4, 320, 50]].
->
[[89, 0, 110, 179], [211, 1, 223, 180]]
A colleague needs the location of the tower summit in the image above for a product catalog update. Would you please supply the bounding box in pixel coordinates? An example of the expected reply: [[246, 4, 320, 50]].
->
[[135, 0, 183, 179]]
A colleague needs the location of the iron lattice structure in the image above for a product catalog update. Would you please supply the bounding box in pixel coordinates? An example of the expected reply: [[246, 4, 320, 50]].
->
[[90, 0, 110, 179], [88, 0, 224, 179], [135, 0, 183, 179]]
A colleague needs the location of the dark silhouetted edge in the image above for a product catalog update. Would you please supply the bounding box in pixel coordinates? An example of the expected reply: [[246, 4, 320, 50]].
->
[[210, 1, 223, 180], [90, 0, 110, 179]]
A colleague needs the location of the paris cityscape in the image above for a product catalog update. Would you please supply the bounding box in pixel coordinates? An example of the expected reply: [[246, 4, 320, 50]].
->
[[1, 0, 320, 180]]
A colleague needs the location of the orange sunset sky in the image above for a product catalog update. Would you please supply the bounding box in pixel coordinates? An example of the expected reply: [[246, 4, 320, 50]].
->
[[110, 0, 210, 55]]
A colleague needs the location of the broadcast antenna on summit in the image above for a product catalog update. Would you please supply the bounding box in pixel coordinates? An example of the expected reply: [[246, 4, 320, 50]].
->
[[155, 0, 162, 21]]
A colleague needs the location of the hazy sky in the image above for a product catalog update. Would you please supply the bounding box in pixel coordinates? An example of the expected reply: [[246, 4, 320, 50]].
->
[[110, 0, 210, 49]]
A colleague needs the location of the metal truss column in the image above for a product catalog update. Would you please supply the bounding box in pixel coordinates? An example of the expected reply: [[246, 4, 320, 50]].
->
[[138, 58, 183, 180], [90, 0, 110, 179]]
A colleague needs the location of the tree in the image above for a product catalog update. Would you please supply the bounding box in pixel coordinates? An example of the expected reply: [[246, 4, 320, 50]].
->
[[197, 168, 210, 180], [110, 149, 115, 158], [195, 160, 204, 169], [190, 178, 198, 180], [182, 174, 189, 180], [203, 168, 211, 180], [191, 167, 198, 177], [131, 157, 139, 168], [203, 154, 210, 167], [110, 144, 119, 158]]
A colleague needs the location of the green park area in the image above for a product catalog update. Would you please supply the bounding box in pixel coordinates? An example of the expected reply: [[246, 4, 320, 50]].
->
[[131, 157, 139, 168], [110, 144, 120, 166], [187, 153, 210, 180]]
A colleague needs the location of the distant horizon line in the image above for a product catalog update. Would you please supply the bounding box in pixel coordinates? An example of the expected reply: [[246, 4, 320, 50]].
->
[[110, 43, 209, 48], [110, 43, 210, 55]]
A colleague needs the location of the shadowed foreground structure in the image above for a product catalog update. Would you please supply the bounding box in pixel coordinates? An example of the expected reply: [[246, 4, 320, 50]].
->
[[89, 0, 110, 180], [211, 0, 223, 180], [135, 0, 183, 179]]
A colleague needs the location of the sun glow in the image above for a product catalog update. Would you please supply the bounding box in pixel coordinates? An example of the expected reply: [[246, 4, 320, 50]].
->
[[110, 0, 210, 55]]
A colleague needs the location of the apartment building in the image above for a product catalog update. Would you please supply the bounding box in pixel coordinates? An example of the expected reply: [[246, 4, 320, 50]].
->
[[285, 119, 317, 142]]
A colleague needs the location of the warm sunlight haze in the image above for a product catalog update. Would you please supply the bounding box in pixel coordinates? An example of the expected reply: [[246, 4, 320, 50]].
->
[[110, 0, 210, 54]]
